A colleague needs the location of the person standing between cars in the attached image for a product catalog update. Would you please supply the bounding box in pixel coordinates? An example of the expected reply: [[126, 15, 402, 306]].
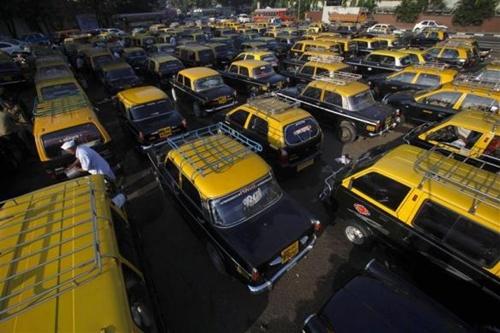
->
[[169, 35, 176, 47], [61, 140, 116, 181], [0, 107, 32, 155]]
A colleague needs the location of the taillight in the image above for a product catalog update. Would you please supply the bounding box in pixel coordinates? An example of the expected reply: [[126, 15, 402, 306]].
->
[[138, 131, 145, 143], [279, 148, 288, 165], [251, 268, 260, 282], [181, 119, 187, 128]]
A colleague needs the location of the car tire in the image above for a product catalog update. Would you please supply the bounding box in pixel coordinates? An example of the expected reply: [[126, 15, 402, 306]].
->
[[344, 221, 372, 247], [171, 88, 177, 101], [206, 242, 227, 275], [338, 121, 357, 143]]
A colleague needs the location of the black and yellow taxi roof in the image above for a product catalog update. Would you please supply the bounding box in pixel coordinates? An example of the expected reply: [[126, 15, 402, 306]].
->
[[230, 60, 271, 72], [178, 66, 220, 81], [99, 61, 132, 73], [116, 85, 168, 107], [176, 44, 212, 52], [308, 75, 369, 97], [122, 47, 146, 54], [389, 63, 457, 83]]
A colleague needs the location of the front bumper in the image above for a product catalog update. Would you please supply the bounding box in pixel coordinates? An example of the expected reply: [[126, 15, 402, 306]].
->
[[247, 234, 317, 294], [367, 116, 401, 137]]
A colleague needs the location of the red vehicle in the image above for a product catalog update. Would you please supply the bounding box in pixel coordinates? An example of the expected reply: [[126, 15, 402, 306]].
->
[[253, 7, 295, 23]]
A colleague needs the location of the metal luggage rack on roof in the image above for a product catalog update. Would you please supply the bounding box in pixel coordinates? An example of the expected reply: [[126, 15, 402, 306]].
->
[[0, 177, 105, 322], [34, 94, 91, 117], [413, 62, 449, 70], [247, 94, 300, 115], [453, 74, 500, 91], [414, 145, 499, 213], [313, 71, 362, 85], [308, 55, 344, 64], [165, 122, 263, 178]]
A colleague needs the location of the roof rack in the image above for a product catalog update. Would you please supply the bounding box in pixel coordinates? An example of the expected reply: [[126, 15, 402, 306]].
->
[[453, 74, 500, 92], [414, 146, 499, 213], [412, 62, 449, 70], [166, 122, 263, 179], [247, 94, 299, 115], [439, 39, 473, 47], [0, 177, 106, 322], [313, 71, 362, 85], [308, 55, 344, 64], [490, 59, 500, 66], [34, 95, 92, 117]]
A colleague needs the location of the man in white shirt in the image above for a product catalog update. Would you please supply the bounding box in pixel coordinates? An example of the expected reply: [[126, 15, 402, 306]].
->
[[61, 140, 116, 181]]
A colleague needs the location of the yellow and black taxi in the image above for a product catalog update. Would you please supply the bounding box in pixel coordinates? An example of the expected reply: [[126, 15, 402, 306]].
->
[[368, 63, 458, 100], [283, 55, 351, 84], [96, 61, 142, 94], [233, 50, 279, 68], [444, 36, 491, 60], [0, 51, 26, 86], [320, 144, 500, 297], [409, 28, 449, 48], [178, 31, 208, 44], [121, 46, 148, 71], [289, 40, 342, 58], [280, 49, 339, 73], [175, 44, 215, 68], [241, 41, 268, 52], [402, 109, 499, 172], [203, 42, 237, 68], [423, 43, 478, 68], [0, 175, 159, 332], [350, 36, 387, 56], [33, 95, 115, 178], [170, 67, 237, 117], [144, 54, 184, 86], [224, 95, 323, 171], [148, 42, 175, 56], [277, 72, 400, 143], [385, 74, 500, 124], [147, 123, 320, 293], [346, 50, 415, 76], [315, 36, 355, 55], [35, 76, 85, 102], [221, 60, 289, 97], [398, 48, 428, 64], [85, 47, 114, 72], [115, 86, 186, 149], [475, 60, 500, 82], [130, 32, 157, 50]]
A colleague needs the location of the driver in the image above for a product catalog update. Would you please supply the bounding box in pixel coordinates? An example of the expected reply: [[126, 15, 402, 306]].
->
[[61, 139, 115, 181], [450, 127, 471, 148]]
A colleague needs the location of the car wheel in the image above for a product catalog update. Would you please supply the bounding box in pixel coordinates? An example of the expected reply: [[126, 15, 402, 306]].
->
[[206, 242, 227, 275], [344, 222, 372, 246], [338, 121, 357, 143], [171, 88, 177, 101]]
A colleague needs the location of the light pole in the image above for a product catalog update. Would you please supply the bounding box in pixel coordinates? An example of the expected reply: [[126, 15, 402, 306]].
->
[[297, 0, 301, 21]]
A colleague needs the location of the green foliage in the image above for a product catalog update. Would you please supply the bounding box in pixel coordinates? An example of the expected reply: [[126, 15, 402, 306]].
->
[[357, 0, 378, 13], [452, 0, 499, 26], [394, 0, 424, 22]]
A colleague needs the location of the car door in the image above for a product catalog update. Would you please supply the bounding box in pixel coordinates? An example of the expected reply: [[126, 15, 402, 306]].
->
[[225, 108, 250, 132], [411, 91, 463, 123], [299, 86, 323, 115], [224, 64, 240, 87], [381, 72, 417, 96], [245, 114, 272, 158]]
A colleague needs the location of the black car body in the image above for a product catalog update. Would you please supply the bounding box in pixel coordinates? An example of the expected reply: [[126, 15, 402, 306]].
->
[[121, 47, 148, 72], [175, 44, 216, 68], [346, 50, 414, 77], [97, 61, 142, 94], [203, 42, 236, 68], [0, 58, 25, 86], [144, 55, 184, 86], [303, 260, 472, 333]]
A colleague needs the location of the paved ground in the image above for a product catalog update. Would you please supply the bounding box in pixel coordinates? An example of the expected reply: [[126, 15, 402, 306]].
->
[[4, 72, 500, 333]]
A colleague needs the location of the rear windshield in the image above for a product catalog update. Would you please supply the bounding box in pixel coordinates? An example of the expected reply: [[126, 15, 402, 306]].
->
[[195, 75, 224, 91], [106, 68, 135, 80], [400, 56, 413, 66], [42, 123, 103, 158], [262, 55, 278, 63], [159, 61, 182, 72], [130, 99, 173, 121], [93, 54, 113, 66], [41, 83, 80, 100], [284, 117, 320, 145], [253, 64, 274, 78], [476, 69, 500, 83], [127, 50, 146, 58], [199, 50, 214, 61]]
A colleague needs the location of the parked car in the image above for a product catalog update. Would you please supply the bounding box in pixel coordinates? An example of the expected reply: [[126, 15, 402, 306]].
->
[[0, 38, 30, 55], [233, 50, 279, 68], [144, 54, 184, 86], [409, 29, 449, 48], [0, 51, 25, 86], [115, 86, 186, 149], [413, 20, 447, 32], [423, 44, 479, 68], [121, 47, 148, 71], [237, 13, 251, 23], [282, 55, 351, 85], [20, 32, 51, 45], [147, 123, 321, 293], [366, 24, 398, 35], [346, 50, 415, 77], [175, 44, 215, 67], [97, 61, 142, 94], [276, 72, 400, 143]]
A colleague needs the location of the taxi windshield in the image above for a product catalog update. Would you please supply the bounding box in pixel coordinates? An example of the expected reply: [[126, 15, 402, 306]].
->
[[476, 69, 500, 82], [106, 68, 135, 80], [195, 75, 224, 91], [262, 54, 278, 63], [348, 90, 376, 111], [211, 176, 282, 227], [94, 54, 113, 66], [130, 99, 173, 121], [159, 61, 181, 72], [253, 65, 274, 78], [41, 83, 80, 100]]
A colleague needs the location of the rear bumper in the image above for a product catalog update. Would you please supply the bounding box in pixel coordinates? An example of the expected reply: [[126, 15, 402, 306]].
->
[[247, 235, 317, 294], [205, 99, 238, 113]]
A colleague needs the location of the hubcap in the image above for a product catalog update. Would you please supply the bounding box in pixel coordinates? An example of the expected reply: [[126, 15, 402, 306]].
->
[[345, 226, 365, 245]]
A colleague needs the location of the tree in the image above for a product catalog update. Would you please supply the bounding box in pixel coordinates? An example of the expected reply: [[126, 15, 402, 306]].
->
[[453, 0, 499, 26], [394, 0, 424, 22]]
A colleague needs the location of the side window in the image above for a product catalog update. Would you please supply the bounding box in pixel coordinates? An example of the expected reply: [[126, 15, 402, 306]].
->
[[366, 54, 381, 63], [240, 67, 249, 77], [234, 54, 245, 61], [357, 41, 368, 49], [176, 74, 184, 84], [429, 32, 438, 39], [165, 159, 180, 184], [422, 91, 462, 108], [415, 73, 440, 87], [184, 77, 191, 89], [413, 201, 500, 267], [315, 67, 330, 76], [292, 42, 303, 51], [181, 175, 201, 208], [408, 54, 419, 64], [441, 48, 459, 59], [484, 136, 500, 158], [351, 172, 411, 211], [148, 60, 155, 72], [301, 86, 322, 100], [248, 115, 269, 138], [229, 65, 238, 73], [323, 91, 342, 106], [188, 51, 195, 61], [380, 55, 395, 66], [228, 109, 249, 127], [300, 65, 315, 75], [180, 49, 188, 59], [390, 72, 416, 83], [427, 125, 482, 149], [460, 94, 497, 111], [246, 54, 255, 60], [425, 48, 441, 58]]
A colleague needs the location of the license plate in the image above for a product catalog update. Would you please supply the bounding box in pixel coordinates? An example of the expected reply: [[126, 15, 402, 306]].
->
[[281, 241, 299, 264], [159, 127, 172, 138], [217, 96, 227, 104], [297, 159, 314, 172]]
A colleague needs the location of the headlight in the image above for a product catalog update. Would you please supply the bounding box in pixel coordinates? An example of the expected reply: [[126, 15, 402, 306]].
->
[[310, 218, 321, 232]]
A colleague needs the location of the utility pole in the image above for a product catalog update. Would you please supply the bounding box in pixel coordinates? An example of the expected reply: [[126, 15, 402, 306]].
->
[[297, 0, 301, 20]]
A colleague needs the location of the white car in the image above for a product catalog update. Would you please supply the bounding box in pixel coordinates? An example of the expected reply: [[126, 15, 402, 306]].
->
[[237, 14, 251, 23], [413, 20, 447, 32], [0, 39, 30, 55], [367, 24, 396, 34]]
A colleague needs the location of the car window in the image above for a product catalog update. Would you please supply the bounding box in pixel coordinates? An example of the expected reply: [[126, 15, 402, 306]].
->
[[366, 54, 382, 62], [441, 48, 459, 59], [248, 115, 268, 137], [413, 201, 499, 268], [228, 109, 249, 127], [315, 67, 331, 76], [302, 86, 322, 100], [390, 72, 416, 83], [415, 73, 440, 87], [425, 48, 441, 60], [292, 43, 303, 51], [300, 65, 315, 75], [176, 74, 184, 84], [460, 94, 498, 111], [423, 91, 462, 108], [229, 65, 238, 73], [323, 91, 342, 106], [239, 66, 249, 77], [427, 125, 482, 149], [484, 136, 500, 159], [234, 54, 245, 61], [182, 175, 201, 208], [352, 172, 411, 211], [184, 77, 191, 89], [407, 54, 419, 64]]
